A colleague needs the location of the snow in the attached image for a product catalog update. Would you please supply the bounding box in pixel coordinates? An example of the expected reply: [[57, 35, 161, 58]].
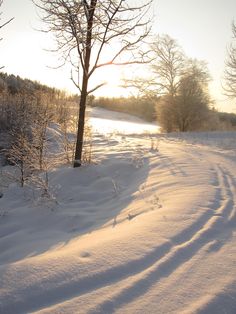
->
[[89, 107, 160, 134], [0, 107, 236, 313]]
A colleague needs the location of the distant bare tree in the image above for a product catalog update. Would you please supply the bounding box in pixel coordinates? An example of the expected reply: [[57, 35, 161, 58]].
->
[[174, 73, 209, 131], [150, 34, 186, 97], [223, 21, 236, 98], [34, 0, 152, 167], [124, 34, 185, 98], [156, 59, 210, 132]]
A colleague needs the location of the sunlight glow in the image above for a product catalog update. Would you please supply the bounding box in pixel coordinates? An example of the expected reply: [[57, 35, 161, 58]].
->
[[1, 0, 236, 111], [89, 108, 160, 134]]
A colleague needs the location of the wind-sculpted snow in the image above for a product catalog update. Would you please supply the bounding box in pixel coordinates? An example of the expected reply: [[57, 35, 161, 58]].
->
[[0, 108, 236, 313]]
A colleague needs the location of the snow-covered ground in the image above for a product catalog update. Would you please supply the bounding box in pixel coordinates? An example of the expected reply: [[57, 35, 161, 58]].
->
[[0, 107, 236, 313], [89, 107, 160, 134]]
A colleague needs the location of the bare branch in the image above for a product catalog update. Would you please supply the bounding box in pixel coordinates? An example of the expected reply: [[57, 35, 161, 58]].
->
[[87, 82, 106, 95], [70, 69, 82, 93], [0, 17, 14, 29], [223, 21, 236, 98]]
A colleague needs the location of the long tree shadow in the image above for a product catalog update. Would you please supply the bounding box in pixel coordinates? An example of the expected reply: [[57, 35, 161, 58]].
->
[[3, 173, 234, 314], [0, 147, 151, 265], [89, 163, 236, 313], [93, 218, 236, 314]]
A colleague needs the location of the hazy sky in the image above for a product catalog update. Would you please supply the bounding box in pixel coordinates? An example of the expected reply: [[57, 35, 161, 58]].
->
[[1, 0, 236, 112]]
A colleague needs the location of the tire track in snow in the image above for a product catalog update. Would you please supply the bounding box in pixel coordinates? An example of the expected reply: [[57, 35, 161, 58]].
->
[[89, 162, 236, 313], [217, 165, 236, 225], [3, 154, 236, 314], [27, 157, 234, 313]]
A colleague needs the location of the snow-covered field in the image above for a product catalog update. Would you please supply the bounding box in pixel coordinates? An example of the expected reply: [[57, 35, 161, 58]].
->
[[89, 107, 160, 134], [1, 107, 236, 313]]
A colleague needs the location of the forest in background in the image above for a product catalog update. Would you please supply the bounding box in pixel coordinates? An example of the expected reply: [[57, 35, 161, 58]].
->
[[91, 95, 236, 131]]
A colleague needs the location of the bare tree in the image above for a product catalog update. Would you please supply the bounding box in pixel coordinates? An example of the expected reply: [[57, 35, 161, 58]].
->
[[223, 21, 236, 98], [156, 59, 210, 132], [174, 75, 209, 132], [124, 34, 185, 98], [7, 130, 36, 187], [150, 34, 186, 97], [34, 0, 152, 167], [33, 100, 52, 171]]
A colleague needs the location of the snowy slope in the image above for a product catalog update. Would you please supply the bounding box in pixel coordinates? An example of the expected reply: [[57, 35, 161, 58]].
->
[[89, 107, 160, 134], [0, 108, 236, 314]]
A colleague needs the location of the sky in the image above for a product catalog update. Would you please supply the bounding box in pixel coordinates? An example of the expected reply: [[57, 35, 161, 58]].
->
[[1, 0, 236, 113]]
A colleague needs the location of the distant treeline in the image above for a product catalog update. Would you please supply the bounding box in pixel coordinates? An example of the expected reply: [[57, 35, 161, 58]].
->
[[218, 111, 236, 127], [1, 72, 236, 134], [0, 72, 76, 134], [90, 95, 236, 130], [90, 96, 157, 122], [0, 72, 58, 96]]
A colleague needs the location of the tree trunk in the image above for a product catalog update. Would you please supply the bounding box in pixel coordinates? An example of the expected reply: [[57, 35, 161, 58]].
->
[[73, 0, 97, 168], [73, 80, 88, 167]]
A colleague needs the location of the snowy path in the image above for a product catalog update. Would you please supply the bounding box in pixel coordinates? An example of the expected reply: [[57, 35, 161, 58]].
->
[[0, 109, 236, 313]]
